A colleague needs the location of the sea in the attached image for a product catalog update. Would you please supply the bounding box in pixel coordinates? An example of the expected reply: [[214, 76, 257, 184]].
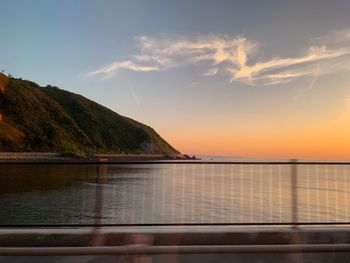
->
[[1, 157, 350, 225]]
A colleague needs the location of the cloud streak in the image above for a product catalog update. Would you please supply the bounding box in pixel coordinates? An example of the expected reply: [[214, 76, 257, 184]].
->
[[88, 28, 350, 85], [233, 45, 350, 85], [88, 60, 158, 79]]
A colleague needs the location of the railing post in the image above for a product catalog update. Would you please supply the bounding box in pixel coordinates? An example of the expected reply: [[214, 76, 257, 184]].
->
[[89, 165, 107, 246], [290, 159, 298, 227]]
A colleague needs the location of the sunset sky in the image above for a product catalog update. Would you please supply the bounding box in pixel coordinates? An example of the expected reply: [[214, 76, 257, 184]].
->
[[1, 0, 350, 159]]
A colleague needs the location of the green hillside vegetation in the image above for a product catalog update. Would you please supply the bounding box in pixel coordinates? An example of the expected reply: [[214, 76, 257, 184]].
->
[[0, 74, 179, 156]]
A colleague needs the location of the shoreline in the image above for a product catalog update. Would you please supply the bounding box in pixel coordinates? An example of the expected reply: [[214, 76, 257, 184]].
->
[[0, 152, 199, 163]]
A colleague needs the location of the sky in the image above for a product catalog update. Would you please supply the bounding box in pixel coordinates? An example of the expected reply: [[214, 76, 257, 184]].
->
[[1, 0, 350, 160]]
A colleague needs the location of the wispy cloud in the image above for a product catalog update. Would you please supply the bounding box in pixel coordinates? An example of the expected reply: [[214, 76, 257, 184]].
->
[[88, 60, 158, 79], [88, 28, 350, 85], [236, 46, 350, 85], [311, 27, 350, 45]]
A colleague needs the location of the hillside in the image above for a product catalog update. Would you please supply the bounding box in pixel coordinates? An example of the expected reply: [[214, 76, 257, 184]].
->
[[0, 74, 179, 155], [0, 72, 9, 92]]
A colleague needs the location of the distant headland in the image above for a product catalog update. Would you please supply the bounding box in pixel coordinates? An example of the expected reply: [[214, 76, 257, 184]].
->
[[0, 73, 196, 160]]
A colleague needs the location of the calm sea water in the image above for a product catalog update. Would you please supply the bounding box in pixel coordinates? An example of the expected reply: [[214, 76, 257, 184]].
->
[[1, 159, 350, 225]]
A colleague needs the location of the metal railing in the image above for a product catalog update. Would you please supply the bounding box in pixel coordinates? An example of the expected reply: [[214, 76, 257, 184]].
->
[[2, 160, 350, 258], [2, 244, 350, 256], [1, 160, 350, 226]]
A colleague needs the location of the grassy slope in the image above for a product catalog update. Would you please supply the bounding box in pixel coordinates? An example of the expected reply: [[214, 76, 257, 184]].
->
[[0, 77, 179, 155], [0, 73, 24, 149]]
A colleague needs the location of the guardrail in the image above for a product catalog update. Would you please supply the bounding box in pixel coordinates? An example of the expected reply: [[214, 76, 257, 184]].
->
[[1, 161, 350, 259], [1, 160, 350, 226], [96, 160, 350, 227], [2, 244, 350, 256]]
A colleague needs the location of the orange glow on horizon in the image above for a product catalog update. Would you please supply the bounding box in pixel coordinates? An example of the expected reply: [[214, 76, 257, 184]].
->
[[163, 116, 350, 161]]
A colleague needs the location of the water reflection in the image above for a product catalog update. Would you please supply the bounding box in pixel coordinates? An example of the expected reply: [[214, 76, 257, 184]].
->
[[0, 165, 98, 194], [0, 164, 156, 225], [0, 163, 350, 225]]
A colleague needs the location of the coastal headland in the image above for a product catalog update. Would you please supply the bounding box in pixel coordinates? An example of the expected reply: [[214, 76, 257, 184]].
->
[[0, 74, 181, 157]]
